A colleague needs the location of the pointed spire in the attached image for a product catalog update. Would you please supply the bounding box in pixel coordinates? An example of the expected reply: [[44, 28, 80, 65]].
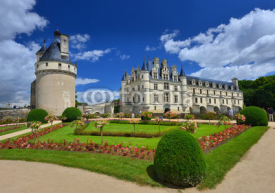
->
[[141, 57, 147, 70], [36, 39, 47, 54], [44, 39, 46, 44], [57, 24, 59, 31], [180, 64, 185, 76]]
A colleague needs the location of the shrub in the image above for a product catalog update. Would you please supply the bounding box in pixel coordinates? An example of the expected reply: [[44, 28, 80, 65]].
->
[[141, 111, 152, 120], [62, 107, 82, 122], [154, 129, 206, 187], [27, 109, 48, 123], [240, 106, 268, 126], [182, 121, 198, 133]]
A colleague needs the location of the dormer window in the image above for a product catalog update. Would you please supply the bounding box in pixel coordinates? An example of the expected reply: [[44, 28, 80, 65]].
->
[[173, 76, 178, 81], [219, 84, 222, 89], [192, 79, 196, 85], [153, 73, 158, 79], [225, 85, 228, 89], [231, 86, 234, 90], [205, 81, 209, 87], [163, 74, 169, 80], [213, 83, 216, 88], [198, 81, 202, 86]]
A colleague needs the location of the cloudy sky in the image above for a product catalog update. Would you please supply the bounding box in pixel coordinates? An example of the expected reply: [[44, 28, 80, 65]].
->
[[1, 0, 275, 106]]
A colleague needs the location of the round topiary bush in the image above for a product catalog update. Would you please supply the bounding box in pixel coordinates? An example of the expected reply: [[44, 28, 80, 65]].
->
[[240, 106, 268, 126], [27, 109, 48, 123], [62, 107, 82, 122], [154, 129, 206, 187]]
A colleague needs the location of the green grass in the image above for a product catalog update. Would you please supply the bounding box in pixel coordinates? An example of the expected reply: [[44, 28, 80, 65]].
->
[[0, 126, 28, 136], [35, 123, 230, 149], [198, 126, 269, 190], [0, 126, 268, 188], [84, 121, 172, 133]]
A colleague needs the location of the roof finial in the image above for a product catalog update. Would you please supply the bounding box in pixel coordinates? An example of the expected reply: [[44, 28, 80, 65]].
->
[[144, 57, 145, 62], [147, 56, 149, 61], [44, 39, 45, 44], [57, 24, 59, 31]]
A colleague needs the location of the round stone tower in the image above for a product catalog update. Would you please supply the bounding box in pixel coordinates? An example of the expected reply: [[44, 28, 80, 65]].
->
[[33, 28, 77, 115]]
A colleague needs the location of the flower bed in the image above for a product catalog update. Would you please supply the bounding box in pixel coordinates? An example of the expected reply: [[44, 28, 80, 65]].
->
[[197, 124, 251, 152], [0, 126, 23, 134], [0, 122, 251, 160]]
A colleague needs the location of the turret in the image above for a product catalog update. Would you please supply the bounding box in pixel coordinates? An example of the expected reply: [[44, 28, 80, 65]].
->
[[232, 78, 239, 90], [36, 39, 47, 62]]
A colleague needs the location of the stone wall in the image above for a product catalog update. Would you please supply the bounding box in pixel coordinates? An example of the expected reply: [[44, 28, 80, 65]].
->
[[0, 109, 30, 119]]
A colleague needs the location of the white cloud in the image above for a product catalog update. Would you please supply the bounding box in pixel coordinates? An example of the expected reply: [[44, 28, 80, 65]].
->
[[70, 34, 90, 49], [120, 54, 130, 60], [161, 9, 275, 80], [0, 0, 48, 41], [145, 45, 156, 51], [75, 78, 99, 86], [75, 49, 112, 62], [0, 0, 48, 107]]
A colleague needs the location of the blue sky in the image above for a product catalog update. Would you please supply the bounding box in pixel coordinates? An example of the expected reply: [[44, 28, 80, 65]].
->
[[1, 0, 275, 106]]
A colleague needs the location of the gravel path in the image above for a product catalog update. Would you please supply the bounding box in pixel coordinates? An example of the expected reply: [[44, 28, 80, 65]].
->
[[0, 122, 274, 193], [0, 121, 61, 141]]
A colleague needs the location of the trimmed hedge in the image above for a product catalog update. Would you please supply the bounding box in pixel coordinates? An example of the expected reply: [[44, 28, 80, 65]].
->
[[108, 120, 183, 126], [154, 129, 206, 187], [27, 109, 48, 123], [62, 107, 82, 122], [240, 106, 268, 126]]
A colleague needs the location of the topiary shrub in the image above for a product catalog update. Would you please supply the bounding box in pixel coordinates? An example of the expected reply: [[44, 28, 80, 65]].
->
[[27, 109, 48, 123], [240, 106, 268, 126], [154, 129, 206, 187], [62, 107, 82, 122]]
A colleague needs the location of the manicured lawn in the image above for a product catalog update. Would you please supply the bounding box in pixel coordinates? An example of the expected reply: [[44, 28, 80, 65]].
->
[[35, 123, 230, 149], [0, 126, 28, 136], [84, 121, 172, 133], [0, 126, 268, 189]]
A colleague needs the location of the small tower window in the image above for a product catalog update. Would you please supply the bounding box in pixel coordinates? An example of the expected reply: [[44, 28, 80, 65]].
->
[[59, 63, 62, 67], [68, 65, 70, 68], [154, 106, 156, 110], [46, 63, 48, 67]]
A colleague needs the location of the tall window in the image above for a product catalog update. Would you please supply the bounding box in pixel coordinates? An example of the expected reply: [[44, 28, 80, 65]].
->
[[226, 92, 227, 96], [220, 91, 222, 96], [174, 95, 178, 103], [226, 99, 228, 104], [214, 90, 216, 95], [238, 100, 239, 104], [237, 93, 239, 97], [154, 84, 158, 90], [174, 76, 177, 81], [195, 98, 198, 103], [153, 73, 157, 79], [193, 88, 196, 94], [174, 86, 178, 91], [209, 99, 211, 103], [164, 93, 169, 102], [200, 89, 202, 94], [138, 85, 140, 91], [154, 94, 158, 102], [154, 106, 156, 110], [164, 83, 169, 90], [200, 98, 203, 103], [138, 95, 140, 103], [214, 98, 216, 104], [46, 63, 48, 67], [207, 90, 209, 95]]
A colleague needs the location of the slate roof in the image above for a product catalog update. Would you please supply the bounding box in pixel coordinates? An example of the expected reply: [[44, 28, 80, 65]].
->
[[36, 40, 47, 54], [126, 58, 237, 90], [39, 30, 74, 64]]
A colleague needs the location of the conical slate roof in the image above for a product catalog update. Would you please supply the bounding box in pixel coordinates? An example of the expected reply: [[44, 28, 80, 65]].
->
[[36, 40, 47, 54], [39, 30, 73, 64]]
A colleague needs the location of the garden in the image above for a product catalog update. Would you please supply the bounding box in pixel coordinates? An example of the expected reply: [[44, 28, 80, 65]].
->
[[0, 106, 270, 190]]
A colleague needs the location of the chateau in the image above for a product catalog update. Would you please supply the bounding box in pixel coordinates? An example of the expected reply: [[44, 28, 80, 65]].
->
[[30, 28, 77, 115], [120, 57, 243, 114]]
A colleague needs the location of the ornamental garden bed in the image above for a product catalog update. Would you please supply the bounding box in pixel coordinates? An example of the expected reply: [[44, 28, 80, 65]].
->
[[0, 122, 250, 161]]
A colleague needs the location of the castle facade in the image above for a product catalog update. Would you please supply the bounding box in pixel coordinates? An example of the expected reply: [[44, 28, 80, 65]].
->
[[30, 29, 77, 115], [120, 57, 243, 114]]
